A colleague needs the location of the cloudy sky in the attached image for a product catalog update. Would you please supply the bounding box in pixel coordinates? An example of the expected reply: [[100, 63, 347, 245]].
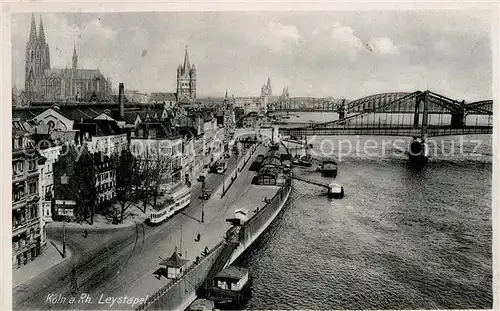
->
[[11, 10, 492, 101]]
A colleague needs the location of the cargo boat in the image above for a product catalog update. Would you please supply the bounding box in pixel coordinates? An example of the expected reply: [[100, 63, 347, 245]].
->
[[297, 154, 313, 167], [317, 160, 338, 177], [201, 266, 252, 309]]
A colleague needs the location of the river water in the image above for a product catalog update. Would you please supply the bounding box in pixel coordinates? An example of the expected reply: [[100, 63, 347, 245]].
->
[[236, 132, 492, 309]]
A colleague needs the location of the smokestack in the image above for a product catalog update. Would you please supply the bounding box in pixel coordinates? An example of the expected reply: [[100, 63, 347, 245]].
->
[[118, 83, 124, 118]]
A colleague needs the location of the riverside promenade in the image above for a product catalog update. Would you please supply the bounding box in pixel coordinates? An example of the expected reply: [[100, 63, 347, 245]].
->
[[13, 143, 268, 311]]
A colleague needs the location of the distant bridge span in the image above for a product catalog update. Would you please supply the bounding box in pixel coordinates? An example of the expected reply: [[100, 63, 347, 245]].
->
[[277, 90, 492, 138]]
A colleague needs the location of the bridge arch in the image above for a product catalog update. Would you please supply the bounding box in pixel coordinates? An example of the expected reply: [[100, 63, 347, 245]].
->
[[346, 92, 413, 113]]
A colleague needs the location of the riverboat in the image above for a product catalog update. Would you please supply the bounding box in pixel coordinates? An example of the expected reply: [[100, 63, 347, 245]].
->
[[297, 154, 313, 167], [317, 160, 338, 177], [202, 266, 252, 309], [147, 186, 191, 225], [328, 183, 344, 199], [249, 154, 264, 171]]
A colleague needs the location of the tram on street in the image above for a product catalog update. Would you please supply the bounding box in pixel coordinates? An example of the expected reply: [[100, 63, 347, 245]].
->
[[147, 186, 191, 225]]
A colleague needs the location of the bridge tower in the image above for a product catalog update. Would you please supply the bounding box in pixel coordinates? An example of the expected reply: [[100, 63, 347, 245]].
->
[[451, 101, 466, 128], [338, 99, 347, 120], [409, 91, 429, 162]]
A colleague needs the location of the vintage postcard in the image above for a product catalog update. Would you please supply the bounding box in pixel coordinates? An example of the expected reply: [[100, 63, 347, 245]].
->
[[3, 1, 498, 311]]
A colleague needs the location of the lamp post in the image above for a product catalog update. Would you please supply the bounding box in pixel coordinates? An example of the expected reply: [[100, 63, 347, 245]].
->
[[60, 174, 68, 259], [201, 181, 205, 223]]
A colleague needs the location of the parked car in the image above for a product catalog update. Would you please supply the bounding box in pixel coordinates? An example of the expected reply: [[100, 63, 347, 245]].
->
[[217, 161, 228, 174], [199, 190, 211, 200]]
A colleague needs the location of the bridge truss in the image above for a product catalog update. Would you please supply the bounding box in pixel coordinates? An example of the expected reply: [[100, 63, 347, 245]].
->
[[278, 90, 493, 138]]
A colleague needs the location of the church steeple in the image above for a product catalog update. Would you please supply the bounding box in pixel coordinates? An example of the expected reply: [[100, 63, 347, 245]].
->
[[183, 45, 191, 73], [266, 77, 272, 96], [72, 42, 78, 70], [28, 13, 37, 43], [38, 15, 46, 44]]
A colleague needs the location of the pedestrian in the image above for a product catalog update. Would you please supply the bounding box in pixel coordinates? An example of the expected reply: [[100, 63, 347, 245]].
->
[[83, 229, 88, 238]]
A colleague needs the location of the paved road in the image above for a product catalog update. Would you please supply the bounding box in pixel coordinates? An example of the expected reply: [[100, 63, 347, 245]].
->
[[13, 144, 265, 311]]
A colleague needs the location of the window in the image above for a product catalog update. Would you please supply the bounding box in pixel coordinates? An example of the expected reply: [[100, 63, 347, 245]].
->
[[14, 184, 25, 202], [13, 161, 23, 175], [28, 160, 36, 172], [28, 180, 38, 194]]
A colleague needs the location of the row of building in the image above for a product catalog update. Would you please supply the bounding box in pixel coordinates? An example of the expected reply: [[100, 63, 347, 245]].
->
[[12, 83, 236, 270]]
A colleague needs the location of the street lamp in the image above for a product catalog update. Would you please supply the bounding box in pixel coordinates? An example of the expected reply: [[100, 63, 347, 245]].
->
[[201, 181, 205, 223]]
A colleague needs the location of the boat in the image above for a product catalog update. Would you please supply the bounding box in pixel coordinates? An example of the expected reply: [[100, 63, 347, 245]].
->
[[328, 183, 344, 199], [317, 160, 338, 177], [249, 155, 264, 171], [202, 266, 252, 309], [297, 154, 313, 167]]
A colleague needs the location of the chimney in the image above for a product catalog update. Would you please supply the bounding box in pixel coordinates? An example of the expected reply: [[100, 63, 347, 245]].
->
[[118, 83, 124, 118]]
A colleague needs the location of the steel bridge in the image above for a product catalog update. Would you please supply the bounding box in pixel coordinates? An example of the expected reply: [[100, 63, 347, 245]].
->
[[268, 99, 339, 112], [277, 90, 493, 138]]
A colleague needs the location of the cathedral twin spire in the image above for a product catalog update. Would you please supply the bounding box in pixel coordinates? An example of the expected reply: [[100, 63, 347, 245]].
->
[[28, 13, 47, 44]]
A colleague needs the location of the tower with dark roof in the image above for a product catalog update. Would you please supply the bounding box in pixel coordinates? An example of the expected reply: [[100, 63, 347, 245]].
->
[[176, 46, 196, 102]]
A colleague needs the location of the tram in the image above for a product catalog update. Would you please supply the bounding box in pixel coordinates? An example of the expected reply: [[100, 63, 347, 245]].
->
[[147, 186, 191, 225]]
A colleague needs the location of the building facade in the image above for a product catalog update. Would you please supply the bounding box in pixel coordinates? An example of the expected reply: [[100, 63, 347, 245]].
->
[[25, 14, 112, 102], [12, 121, 45, 269], [176, 46, 196, 102], [38, 143, 63, 221], [131, 122, 184, 194]]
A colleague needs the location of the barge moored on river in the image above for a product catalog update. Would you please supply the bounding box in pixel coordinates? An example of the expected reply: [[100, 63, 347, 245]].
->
[[200, 266, 252, 309], [317, 160, 338, 177]]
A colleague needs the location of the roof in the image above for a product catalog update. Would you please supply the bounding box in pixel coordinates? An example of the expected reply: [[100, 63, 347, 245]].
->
[[159, 252, 189, 268], [150, 92, 177, 102], [258, 166, 279, 177], [12, 109, 38, 122], [261, 157, 281, 168], [215, 266, 249, 282], [176, 126, 200, 138], [74, 119, 124, 136], [122, 111, 140, 124], [135, 121, 180, 139]]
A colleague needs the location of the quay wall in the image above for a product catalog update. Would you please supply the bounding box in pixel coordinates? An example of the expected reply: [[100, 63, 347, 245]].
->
[[136, 241, 226, 311], [137, 154, 292, 311], [228, 178, 292, 264]]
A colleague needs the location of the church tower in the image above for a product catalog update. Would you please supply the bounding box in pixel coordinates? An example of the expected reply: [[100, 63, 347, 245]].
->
[[72, 43, 78, 70], [25, 14, 38, 94], [176, 46, 196, 101], [25, 14, 51, 97]]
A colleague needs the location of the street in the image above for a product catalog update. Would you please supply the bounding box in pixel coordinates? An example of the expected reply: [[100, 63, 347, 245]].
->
[[13, 144, 267, 311]]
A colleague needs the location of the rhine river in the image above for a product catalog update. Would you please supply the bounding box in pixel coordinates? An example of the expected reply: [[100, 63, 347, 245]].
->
[[236, 113, 492, 309]]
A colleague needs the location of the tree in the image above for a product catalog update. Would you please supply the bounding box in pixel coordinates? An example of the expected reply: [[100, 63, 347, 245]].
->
[[134, 146, 172, 214], [113, 149, 142, 222], [54, 145, 97, 224]]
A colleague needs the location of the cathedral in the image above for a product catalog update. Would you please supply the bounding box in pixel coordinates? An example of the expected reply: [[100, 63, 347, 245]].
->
[[176, 46, 196, 102], [24, 14, 112, 103]]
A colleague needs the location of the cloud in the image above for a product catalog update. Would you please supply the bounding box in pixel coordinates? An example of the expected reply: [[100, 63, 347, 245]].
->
[[10, 12, 492, 100], [330, 22, 363, 50], [367, 37, 399, 55], [260, 22, 300, 53]]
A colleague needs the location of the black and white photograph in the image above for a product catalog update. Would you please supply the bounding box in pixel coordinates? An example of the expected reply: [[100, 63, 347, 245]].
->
[[5, 2, 497, 311]]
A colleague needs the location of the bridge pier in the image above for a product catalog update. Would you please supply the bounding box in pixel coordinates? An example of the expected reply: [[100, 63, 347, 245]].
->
[[451, 110, 466, 128], [408, 136, 429, 163]]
